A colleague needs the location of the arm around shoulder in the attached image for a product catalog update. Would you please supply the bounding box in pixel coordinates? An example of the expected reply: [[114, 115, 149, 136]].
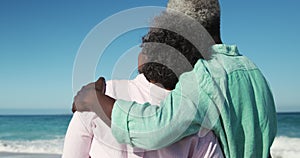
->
[[111, 70, 211, 150]]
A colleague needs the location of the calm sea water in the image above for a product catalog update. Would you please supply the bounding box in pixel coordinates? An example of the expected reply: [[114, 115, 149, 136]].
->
[[276, 113, 300, 137], [0, 113, 299, 157]]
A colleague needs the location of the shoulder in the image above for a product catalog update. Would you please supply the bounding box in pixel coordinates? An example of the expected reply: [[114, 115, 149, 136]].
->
[[73, 111, 98, 133], [105, 79, 131, 100], [105, 74, 151, 102]]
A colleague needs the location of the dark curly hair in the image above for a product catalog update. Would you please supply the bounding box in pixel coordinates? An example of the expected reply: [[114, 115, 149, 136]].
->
[[139, 27, 203, 90]]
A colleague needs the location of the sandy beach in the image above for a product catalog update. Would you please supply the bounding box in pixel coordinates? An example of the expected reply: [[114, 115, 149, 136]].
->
[[0, 152, 61, 158]]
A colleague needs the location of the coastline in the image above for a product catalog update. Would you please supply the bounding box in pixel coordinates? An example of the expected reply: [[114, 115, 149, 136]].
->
[[0, 152, 61, 158]]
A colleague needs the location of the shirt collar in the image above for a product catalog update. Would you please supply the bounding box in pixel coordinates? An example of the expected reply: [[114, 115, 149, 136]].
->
[[211, 44, 240, 56], [134, 73, 151, 86], [134, 73, 170, 105], [134, 73, 170, 92]]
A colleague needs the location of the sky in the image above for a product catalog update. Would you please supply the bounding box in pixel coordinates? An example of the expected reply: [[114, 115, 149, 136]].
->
[[0, 0, 299, 114]]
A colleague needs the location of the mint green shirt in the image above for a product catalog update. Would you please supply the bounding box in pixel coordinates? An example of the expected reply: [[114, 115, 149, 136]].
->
[[111, 44, 277, 158]]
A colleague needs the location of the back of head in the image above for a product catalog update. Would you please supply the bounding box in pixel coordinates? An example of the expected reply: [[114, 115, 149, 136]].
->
[[140, 26, 203, 90], [167, 0, 222, 43]]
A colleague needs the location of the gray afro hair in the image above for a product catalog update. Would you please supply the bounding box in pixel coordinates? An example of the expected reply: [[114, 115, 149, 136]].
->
[[167, 0, 221, 37]]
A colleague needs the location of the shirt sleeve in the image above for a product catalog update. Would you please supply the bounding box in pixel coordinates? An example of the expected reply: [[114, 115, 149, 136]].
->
[[111, 66, 221, 150], [62, 112, 94, 158]]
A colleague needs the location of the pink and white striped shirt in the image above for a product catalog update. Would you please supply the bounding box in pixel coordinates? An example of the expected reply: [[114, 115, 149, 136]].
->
[[62, 74, 223, 158]]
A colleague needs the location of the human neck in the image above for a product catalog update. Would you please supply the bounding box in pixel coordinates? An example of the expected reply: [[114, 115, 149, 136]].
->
[[149, 80, 172, 90], [213, 35, 223, 44]]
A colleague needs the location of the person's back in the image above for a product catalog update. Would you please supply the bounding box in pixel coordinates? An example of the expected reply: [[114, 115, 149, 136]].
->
[[195, 44, 277, 157], [165, 1, 277, 156]]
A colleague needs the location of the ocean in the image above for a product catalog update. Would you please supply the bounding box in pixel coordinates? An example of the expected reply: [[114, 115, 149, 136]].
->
[[0, 113, 299, 158], [0, 115, 71, 157]]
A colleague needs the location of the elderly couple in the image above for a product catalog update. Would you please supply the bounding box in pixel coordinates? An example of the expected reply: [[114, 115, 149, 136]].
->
[[63, 0, 277, 158]]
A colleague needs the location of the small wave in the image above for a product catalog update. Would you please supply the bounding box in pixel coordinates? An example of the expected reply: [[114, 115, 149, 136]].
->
[[0, 138, 63, 154], [271, 136, 300, 158]]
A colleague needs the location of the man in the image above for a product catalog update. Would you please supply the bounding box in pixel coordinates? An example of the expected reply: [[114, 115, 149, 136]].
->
[[65, 27, 223, 157], [74, 0, 277, 157]]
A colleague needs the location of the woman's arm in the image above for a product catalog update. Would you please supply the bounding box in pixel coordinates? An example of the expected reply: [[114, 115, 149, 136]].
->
[[62, 112, 93, 158]]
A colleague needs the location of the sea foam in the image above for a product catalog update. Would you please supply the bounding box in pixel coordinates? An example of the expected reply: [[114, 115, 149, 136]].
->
[[271, 136, 300, 158], [0, 138, 63, 154]]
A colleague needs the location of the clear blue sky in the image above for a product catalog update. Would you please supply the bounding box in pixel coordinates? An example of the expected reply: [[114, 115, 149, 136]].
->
[[0, 0, 299, 114]]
